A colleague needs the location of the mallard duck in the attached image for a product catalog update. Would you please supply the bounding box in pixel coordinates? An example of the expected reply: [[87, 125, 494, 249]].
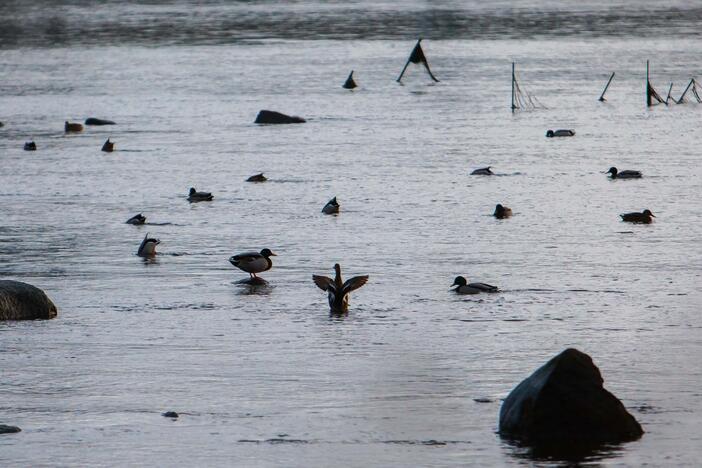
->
[[322, 197, 339, 214], [246, 173, 267, 182], [494, 204, 512, 219], [137, 233, 160, 257], [84, 118, 115, 126], [471, 166, 494, 176], [229, 248, 276, 279], [187, 187, 213, 202], [23, 141, 37, 151], [451, 276, 499, 294], [343, 70, 358, 89], [101, 138, 114, 152], [546, 129, 575, 137], [620, 209, 655, 224], [65, 121, 84, 132], [313, 263, 368, 313], [126, 213, 146, 225], [606, 167, 642, 179]]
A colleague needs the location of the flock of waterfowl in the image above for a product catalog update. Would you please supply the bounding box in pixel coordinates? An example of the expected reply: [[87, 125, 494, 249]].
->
[[2, 41, 659, 314]]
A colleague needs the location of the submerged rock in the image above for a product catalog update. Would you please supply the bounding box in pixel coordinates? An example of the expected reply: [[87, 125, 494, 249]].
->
[[254, 110, 305, 124], [0, 280, 58, 320], [85, 117, 116, 126], [0, 425, 21, 434], [499, 348, 643, 444]]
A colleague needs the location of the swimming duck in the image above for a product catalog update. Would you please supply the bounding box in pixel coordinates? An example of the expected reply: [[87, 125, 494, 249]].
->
[[322, 197, 340, 214], [65, 121, 84, 133], [451, 276, 499, 294], [343, 70, 358, 89], [546, 129, 575, 137], [313, 263, 368, 314], [101, 138, 114, 152], [24, 141, 37, 151], [606, 167, 642, 179], [494, 204, 512, 219], [229, 248, 276, 279], [137, 233, 160, 257], [187, 187, 213, 202], [246, 173, 267, 182], [471, 166, 494, 176], [620, 209, 655, 224], [126, 213, 146, 225]]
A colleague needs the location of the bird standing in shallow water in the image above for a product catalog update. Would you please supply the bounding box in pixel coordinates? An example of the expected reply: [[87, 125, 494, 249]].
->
[[313, 263, 368, 314], [137, 233, 160, 257], [187, 187, 213, 202], [451, 276, 499, 294], [606, 167, 642, 179], [494, 204, 512, 219], [471, 167, 494, 176], [322, 197, 339, 214], [229, 249, 277, 279], [620, 209, 655, 224]]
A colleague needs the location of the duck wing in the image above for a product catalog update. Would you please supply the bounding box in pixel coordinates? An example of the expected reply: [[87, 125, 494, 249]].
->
[[468, 282, 498, 292], [341, 275, 369, 295], [313, 275, 335, 292]]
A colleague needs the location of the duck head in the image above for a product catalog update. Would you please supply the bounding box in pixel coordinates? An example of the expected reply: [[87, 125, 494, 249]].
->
[[643, 209, 655, 217], [606, 167, 618, 176], [546, 130, 554, 137], [451, 276, 467, 288], [260, 248, 277, 258], [189, 187, 196, 196]]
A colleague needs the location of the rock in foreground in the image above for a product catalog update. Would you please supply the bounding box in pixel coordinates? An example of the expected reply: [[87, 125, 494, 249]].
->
[[0, 280, 58, 320], [254, 110, 305, 124], [499, 348, 643, 444]]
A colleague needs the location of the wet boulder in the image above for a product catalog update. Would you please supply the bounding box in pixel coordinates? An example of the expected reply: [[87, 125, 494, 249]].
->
[[0, 280, 58, 320], [254, 110, 305, 124], [499, 348, 643, 444]]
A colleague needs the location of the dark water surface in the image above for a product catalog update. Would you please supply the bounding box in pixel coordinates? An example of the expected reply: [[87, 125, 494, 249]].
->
[[1, 1, 701, 467]]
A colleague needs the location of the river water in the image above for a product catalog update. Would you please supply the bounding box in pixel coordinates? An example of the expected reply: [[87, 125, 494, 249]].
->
[[1, 1, 701, 467]]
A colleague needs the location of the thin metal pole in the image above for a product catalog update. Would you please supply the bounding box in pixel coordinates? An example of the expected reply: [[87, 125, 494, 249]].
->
[[646, 60, 651, 107], [598, 72, 615, 102], [676, 78, 694, 104], [511, 62, 515, 112], [665, 82, 673, 105]]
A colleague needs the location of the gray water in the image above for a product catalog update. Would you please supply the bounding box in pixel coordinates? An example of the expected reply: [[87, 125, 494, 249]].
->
[[1, 1, 702, 466]]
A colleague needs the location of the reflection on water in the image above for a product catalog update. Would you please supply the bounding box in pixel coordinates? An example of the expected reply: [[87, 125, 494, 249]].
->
[[501, 436, 626, 466], [0, 1, 701, 47]]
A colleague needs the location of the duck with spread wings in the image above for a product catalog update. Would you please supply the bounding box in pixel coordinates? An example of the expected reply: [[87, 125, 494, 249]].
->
[[313, 263, 368, 314]]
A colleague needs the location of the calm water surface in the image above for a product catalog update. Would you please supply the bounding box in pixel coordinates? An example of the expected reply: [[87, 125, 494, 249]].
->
[[1, 1, 701, 466]]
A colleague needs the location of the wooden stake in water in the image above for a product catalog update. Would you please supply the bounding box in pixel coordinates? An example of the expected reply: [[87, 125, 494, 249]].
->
[[598, 72, 615, 102]]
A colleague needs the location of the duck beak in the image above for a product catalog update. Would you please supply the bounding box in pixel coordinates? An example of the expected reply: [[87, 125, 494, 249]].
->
[[650, 214, 656, 217], [270, 252, 277, 256]]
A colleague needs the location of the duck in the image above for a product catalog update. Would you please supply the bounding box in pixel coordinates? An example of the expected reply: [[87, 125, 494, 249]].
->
[[451, 276, 499, 294], [471, 166, 494, 176], [101, 138, 114, 152], [494, 204, 512, 219], [322, 197, 340, 214], [229, 248, 276, 279], [23, 141, 37, 151], [126, 213, 146, 225], [620, 209, 655, 224], [546, 129, 575, 137], [65, 121, 84, 133], [343, 70, 358, 89], [313, 263, 368, 314], [187, 187, 213, 202], [137, 233, 160, 257], [246, 173, 267, 182], [606, 167, 642, 179]]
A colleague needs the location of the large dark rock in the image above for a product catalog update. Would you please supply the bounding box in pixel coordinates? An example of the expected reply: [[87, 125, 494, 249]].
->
[[0, 280, 58, 320], [499, 348, 643, 444], [0, 425, 21, 434], [254, 110, 305, 124], [84, 117, 116, 126]]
